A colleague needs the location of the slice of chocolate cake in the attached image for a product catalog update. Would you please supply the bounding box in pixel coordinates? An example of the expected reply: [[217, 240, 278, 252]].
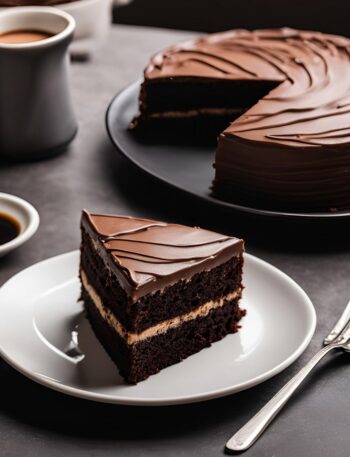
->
[[80, 210, 244, 384]]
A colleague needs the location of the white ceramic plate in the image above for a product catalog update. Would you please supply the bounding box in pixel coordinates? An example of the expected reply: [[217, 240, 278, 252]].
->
[[0, 250, 316, 406]]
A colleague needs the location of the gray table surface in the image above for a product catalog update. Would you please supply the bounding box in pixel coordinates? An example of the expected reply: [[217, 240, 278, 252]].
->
[[1, 24, 350, 457]]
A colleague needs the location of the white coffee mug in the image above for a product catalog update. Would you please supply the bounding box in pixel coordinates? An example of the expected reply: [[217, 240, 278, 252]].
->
[[0, 7, 78, 160]]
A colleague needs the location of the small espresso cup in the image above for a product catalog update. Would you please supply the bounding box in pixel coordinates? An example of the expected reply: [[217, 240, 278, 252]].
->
[[0, 7, 78, 160]]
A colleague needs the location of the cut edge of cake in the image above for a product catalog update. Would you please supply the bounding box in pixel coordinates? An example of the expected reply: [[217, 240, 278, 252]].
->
[[80, 210, 245, 383]]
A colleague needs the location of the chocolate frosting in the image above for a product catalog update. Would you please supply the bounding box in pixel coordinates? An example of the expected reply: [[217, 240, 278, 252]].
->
[[82, 211, 243, 301], [145, 28, 350, 148]]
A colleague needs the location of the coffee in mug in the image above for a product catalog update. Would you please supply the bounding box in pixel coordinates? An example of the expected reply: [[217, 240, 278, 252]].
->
[[0, 30, 52, 44]]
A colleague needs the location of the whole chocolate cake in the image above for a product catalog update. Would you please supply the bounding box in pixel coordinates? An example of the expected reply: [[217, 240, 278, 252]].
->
[[135, 28, 350, 211], [80, 210, 244, 383]]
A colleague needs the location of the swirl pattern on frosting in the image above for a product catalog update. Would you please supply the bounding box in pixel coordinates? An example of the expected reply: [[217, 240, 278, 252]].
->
[[82, 211, 243, 297], [145, 28, 350, 148]]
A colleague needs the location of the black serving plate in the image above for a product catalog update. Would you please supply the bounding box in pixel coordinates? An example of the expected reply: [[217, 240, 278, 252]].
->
[[106, 81, 350, 221]]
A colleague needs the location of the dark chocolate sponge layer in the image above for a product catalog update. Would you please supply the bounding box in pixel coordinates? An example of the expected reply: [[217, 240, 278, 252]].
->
[[140, 78, 277, 114], [83, 286, 245, 384], [131, 111, 243, 143]]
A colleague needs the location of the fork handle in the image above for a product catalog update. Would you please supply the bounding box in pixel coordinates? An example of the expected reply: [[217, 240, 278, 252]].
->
[[226, 344, 336, 452]]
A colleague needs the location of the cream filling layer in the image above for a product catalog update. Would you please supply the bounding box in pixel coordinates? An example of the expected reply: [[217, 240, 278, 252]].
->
[[81, 269, 242, 345]]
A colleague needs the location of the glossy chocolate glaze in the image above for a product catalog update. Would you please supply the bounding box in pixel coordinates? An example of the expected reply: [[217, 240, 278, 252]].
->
[[143, 28, 350, 210], [81, 210, 243, 301]]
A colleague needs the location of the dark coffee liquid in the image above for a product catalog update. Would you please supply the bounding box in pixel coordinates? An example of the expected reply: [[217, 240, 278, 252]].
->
[[0, 212, 20, 245], [0, 30, 52, 44]]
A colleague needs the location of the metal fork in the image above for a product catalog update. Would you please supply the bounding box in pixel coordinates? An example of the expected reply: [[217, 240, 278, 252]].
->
[[226, 300, 350, 453]]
